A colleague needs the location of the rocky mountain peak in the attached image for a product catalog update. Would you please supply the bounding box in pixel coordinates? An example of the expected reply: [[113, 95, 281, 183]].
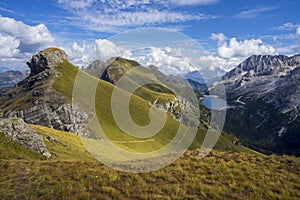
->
[[27, 48, 68, 76], [223, 54, 300, 80]]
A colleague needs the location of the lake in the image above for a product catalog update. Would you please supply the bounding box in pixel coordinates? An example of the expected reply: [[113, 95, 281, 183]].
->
[[201, 95, 229, 110]]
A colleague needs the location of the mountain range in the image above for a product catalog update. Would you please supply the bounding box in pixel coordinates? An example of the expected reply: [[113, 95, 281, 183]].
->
[[0, 48, 248, 160], [0, 48, 299, 199], [1, 50, 300, 156], [211, 54, 300, 155]]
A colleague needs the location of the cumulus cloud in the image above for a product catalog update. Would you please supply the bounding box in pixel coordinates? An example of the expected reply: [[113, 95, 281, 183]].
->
[[206, 33, 278, 71], [197, 55, 241, 71], [0, 35, 20, 58], [297, 27, 300, 35], [59, 39, 133, 68], [57, 0, 215, 32], [95, 39, 132, 61], [215, 36, 276, 59], [61, 41, 95, 67], [0, 16, 54, 71], [134, 47, 196, 75], [0, 16, 54, 53], [210, 33, 226, 46]]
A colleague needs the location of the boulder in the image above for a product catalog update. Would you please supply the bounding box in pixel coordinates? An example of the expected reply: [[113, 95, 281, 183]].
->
[[0, 118, 51, 158]]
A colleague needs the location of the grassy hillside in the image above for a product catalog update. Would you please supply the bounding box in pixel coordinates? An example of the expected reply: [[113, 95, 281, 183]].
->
[[0, 150, 299, 199], [53, 60, 251, 154], [0, 119, 298, 199]]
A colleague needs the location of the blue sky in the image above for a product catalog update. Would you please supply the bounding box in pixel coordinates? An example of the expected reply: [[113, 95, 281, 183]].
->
[[0, 0, 299, 73]]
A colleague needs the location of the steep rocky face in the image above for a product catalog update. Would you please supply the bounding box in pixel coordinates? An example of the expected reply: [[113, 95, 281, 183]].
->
[[0, 70, 29, 95], [0, 48, 92, 137], [223, 54, 300, 80], [0, 118, 51, 158], [211, 54, 300, 156], [27, 48, 68, 76]]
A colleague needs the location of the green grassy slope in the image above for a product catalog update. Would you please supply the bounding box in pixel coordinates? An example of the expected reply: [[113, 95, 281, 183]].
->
[[0, 125, 94, 161], [0, 133, 45, 160], [0, 151, 299, 199], [0, 123, 298, 199], [53, 60, 252, 154], [97, 57, 178, 103]]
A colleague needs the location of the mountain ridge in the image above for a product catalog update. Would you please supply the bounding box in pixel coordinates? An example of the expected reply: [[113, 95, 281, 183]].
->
[[211, 54, 300, 156]]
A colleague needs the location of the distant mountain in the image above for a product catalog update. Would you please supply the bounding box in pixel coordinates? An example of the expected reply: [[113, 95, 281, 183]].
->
[[223, 54, 300, 80], [211, 54, 300, 156], [0, 67, 13, 73], [185, 79, 207, 94], [183, 67, 225, 86], [183, 71, 205, 83], [0, 70, 29, 95]]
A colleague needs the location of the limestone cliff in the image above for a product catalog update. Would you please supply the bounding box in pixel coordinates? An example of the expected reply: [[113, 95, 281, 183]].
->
[[0, 48, 92, 137]]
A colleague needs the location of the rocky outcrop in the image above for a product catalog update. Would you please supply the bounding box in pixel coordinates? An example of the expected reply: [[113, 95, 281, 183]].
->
[[27, 48, 68, 76], [0, 48, 92, 137], [0, 118, 51, 158], [4, 104, 91, 137]]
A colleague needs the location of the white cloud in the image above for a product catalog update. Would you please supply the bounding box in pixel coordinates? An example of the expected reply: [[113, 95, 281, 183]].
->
[[207, 33, 278, 71], [0, 35, 20, 58], [169, 0, 219, 6], [272, 22, 300, 31], [197, 55, 241, 71], [216, 37, 276, 59], [61, 41, 95, 67], [134, 47, 196, 75], [59, 39, 132, 68], [0, 6, 14, 14], [0, 16, 54, 71], [0, 16, 54, 53], [233, 7, 278, 19], [57, 0, 215, 32], [210, 33, 226, 46], [297, 27, 300, 35], [58, 0, 95, 9], [95, 39, 132, 61]]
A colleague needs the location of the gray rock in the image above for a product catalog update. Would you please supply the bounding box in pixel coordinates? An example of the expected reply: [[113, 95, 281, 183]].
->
[[0, 48, 93, 137], [0, 118, 51, 158], [4, 104, 92, 137], [27, 48, 68, 76]]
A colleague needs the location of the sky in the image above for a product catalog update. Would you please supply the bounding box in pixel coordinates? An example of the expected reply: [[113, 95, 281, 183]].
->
[[0, 0, 300, 74]]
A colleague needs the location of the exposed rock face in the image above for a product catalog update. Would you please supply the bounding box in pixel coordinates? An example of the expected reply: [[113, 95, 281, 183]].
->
[[27, 48, 68, 76], [223, 54, 300, 81], [210, 54, 300, 156], [5, 104, 91, 137], [0, 118, 51, 158], [0, 48, 92, 137]]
